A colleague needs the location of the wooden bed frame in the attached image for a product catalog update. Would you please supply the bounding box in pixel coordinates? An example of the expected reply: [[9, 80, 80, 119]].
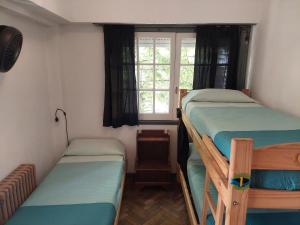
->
[[114, 171, 125, 225], [177, 89, 300, 225]]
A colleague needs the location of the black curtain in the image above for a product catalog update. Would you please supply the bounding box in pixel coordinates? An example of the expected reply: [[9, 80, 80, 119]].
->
[[103, 25, 138, 128], [177, 118, 190, 179], [193, 25, 240, 90]]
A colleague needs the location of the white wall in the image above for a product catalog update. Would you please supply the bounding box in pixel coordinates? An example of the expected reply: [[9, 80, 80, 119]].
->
[[0, 8, 66, 181], [31, 0, 265, 24], [3, 0, 299, 181], [59, 25, 178, 172], [250, 0, 300, 116]]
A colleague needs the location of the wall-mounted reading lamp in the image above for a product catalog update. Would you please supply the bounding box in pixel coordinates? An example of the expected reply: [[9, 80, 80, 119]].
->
[[54, 108, 70, 146]]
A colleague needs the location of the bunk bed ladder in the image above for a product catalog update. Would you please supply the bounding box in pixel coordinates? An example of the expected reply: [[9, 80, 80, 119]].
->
[[201, 171, 225, 225], [201, 139, 253, 225]]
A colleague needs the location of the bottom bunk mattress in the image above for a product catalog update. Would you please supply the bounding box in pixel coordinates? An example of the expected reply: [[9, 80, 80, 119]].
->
[[6, 155, 125, 225], [187, 143, 300, 225]]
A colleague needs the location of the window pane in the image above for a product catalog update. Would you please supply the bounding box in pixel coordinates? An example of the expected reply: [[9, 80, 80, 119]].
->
[[139, 91, 153, 113], [179, 66, 194, 89], [138, 37, 154, 63], [139, 65, 153, 89], [214, 66, 228, 88], [155, 91, 169, 113], [155, 65, 170, 89], [155, 38, 171, 64], [217, 46, 229, 64], [135, 65, 138, 87], [180, 38, 196, 64], [134, 39, 137, 63]]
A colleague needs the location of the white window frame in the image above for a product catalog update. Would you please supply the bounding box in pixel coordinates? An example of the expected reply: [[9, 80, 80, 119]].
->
[[135, 32, 196, 120], [173, 33, 196, 116]]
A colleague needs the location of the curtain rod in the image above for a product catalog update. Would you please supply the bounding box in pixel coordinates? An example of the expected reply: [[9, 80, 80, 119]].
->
[[94, 23, 254, 33], [95, 23, 256, 26]]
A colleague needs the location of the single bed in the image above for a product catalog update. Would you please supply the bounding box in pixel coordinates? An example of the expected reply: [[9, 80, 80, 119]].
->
[[177, 89, 300, 225], [5, 138, 126, 225]]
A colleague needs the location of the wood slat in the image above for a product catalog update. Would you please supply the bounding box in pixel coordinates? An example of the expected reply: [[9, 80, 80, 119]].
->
[[215, 194, 225, 225], [177, 165, 199, 225], [253, 143, 300, 170], [202, 135, 229, 177], [205, 192, 217, 220], [200, 171, 210, 225], [114, 173, 125, 225], [225, 139, 253, 225], [248, 189, 300, 209], [179, 89, 188, 108]]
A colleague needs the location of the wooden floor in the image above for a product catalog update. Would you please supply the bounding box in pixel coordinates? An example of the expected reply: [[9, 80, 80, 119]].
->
[[119, 179, 190, 225]]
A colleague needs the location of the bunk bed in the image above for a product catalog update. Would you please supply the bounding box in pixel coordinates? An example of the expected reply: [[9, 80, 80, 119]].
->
[[4, 138, 126, 225], [177, 89, 300, 225]]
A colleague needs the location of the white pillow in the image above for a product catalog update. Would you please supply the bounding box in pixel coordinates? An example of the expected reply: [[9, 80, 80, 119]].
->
[[184, 89, 255, 104], [64, 138, 125, 157]]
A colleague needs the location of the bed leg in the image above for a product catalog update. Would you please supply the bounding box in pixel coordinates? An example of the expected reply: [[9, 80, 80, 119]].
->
[[225, 138, 253, 225], [200, 170, 210, 225], [215, 194, 225, 225]]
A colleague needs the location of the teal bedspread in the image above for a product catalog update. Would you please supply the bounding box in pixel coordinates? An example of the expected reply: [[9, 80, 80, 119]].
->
[[206, 212, 300, 225], [6, 160, 124, 225], [5, 204, 115, 225], [186, 103, 300, 190], [187, 144, 300, 225]]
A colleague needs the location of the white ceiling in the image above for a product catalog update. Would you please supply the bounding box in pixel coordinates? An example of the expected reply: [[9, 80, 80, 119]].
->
[[2, 0, 269, 25]]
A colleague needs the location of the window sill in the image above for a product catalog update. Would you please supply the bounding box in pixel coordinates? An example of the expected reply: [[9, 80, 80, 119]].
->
[[138, 120, 179, 125]]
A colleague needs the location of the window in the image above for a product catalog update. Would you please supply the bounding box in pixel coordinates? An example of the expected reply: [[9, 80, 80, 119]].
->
[[135, 32, 195, 120], [178, 37, 196, 90]]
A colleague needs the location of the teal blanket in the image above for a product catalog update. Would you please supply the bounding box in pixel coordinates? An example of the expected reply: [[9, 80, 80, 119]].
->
[[6, 160, 124, 225], [187, 104, 300, 190], [6, 204, 115, 225], [206, 212, 300, 225]]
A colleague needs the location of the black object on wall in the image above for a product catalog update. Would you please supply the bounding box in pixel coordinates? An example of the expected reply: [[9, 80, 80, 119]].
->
[[0, 26, 23, 72], [55, 108, 70, 146]]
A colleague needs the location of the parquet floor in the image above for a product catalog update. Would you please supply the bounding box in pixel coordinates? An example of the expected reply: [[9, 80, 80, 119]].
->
[[119, 180, 190, 225]]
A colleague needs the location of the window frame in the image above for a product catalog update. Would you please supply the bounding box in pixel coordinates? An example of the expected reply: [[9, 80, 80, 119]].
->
[[174, 33, 196, 114], [135, 32, 196, 120]]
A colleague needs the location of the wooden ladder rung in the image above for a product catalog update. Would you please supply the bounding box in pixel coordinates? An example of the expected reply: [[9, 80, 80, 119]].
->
[[205, 191, 217, 219]]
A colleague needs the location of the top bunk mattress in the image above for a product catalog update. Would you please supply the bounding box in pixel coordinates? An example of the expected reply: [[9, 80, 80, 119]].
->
[[185, 101, 300, 160]]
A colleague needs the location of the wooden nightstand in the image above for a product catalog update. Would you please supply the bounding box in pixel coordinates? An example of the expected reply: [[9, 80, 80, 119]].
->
[[135, 130, 171, 188]]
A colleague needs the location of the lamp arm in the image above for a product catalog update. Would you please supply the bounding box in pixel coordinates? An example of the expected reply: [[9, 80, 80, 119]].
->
[[54, 108, 70, 146]]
